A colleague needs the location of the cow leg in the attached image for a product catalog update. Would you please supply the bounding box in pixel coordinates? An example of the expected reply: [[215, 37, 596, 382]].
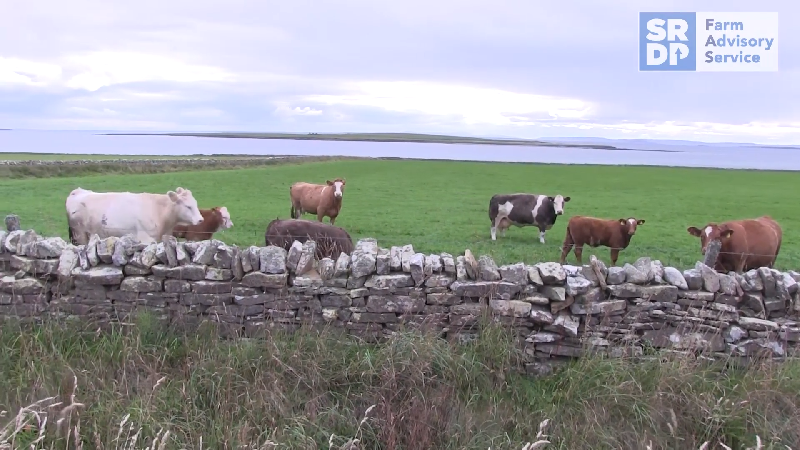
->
[[537, 226, 547, 244], [498, 218, 511, 237], [610, 248, 620, 266], [559, 228, 574, 264], [329, 215, 336, 226], [573, 245, 584, 265], [491, 215, 504, 240], [292, 202, 303, 219]]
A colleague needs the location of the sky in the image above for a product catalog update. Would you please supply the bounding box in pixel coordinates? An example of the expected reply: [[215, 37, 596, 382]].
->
[[0, 0, 797, 144]]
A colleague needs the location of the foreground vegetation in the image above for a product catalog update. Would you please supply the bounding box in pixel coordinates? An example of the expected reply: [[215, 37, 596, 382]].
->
[[0, 316, 797, 449], [1, 158, 798, 269]]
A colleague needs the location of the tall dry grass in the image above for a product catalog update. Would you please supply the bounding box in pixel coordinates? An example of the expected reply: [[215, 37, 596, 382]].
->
[[0, 312, 798, 449]]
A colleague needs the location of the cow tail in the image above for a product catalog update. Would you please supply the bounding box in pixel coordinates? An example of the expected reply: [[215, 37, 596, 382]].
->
[[290, 205, 296, 219], [68, 226, 76, 245], [488, 197, 498, 223], [563, 223, 574, 248]]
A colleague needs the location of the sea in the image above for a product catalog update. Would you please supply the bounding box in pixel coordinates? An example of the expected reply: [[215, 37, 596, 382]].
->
[[1, 129, 799, 171]]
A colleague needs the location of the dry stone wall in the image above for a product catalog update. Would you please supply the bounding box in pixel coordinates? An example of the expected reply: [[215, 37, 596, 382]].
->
[[1, 227, 799, 375]]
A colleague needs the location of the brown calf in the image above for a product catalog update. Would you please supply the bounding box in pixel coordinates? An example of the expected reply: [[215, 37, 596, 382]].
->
[[172, 206, 233, 241], [687, 216, 782, 273], [265, 218, 354, 259], [289, 178, 346, 225], [559, 215, 645, 266]]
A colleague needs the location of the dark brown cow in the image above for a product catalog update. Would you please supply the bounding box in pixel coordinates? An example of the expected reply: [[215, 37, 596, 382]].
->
[[289, 178, 346, 225], [687, 216, 782, 273], [172, 206, 233, 241], [265, 218, 354, 259], [559, 216, 645, 266]]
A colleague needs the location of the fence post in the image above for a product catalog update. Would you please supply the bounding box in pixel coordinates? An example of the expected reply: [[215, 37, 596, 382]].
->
[[5, 214, 20, 232], [702, 239, 721, 268]]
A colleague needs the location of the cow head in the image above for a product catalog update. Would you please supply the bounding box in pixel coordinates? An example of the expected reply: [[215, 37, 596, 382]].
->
[[618, 217, 645, 236], [548, 195, 571, 215], [327, 178, 346, 199], [687, 223, 733, 255], [214, 206, 234, 229], [168, 187, 204, 226]]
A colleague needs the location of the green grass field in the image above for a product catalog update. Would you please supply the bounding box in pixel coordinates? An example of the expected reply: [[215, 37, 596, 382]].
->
[[1, 158, 797, 270], [3, 157, 800, 448]]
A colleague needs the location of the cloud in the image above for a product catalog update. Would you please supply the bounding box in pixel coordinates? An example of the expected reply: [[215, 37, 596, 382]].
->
[[303, 81, 592, 126], [62, 52, 236, 91], [0, 57, 62, 86], [274, 102, 324, 117], [0, 0, 797, 144]]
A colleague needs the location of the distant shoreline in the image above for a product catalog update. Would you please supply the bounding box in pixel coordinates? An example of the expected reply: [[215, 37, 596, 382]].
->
[[100, 131, 684, 153]]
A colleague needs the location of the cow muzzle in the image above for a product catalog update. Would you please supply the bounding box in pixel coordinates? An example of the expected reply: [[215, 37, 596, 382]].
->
[[556, 211, 563, 215]]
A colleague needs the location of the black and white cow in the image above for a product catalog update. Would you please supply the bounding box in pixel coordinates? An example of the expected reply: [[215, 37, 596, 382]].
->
[[488, 193, 571, 243]]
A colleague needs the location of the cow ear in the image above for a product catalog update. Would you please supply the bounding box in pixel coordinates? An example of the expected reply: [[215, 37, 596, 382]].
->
[[687, 226, 702, 237], [327, 180, 334, 185], [548, 196, 554, 201], [618, 219, 626, 225], [721, 229, 734, 239], [167, 191, 179, 202], [637, 219, 645, 225], [175, 187, 184, 193], [563, 196, 571, 202]]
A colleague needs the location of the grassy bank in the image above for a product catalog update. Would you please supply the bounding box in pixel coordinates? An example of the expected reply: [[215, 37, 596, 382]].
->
[[0, 153, 301, 161], [0, 315, 797, 449], [102, 132, 655, 151], [0, 155, 357, 179], [1, 158, 798, 270]]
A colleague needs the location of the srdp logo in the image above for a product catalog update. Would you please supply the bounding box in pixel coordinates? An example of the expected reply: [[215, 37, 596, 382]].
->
[[639, 12, 697, 71]]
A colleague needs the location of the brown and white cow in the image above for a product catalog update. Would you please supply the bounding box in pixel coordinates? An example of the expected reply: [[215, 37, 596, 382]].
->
[[559, 215, 645, 266], [265, 218, 354, 259], [289, 178, 346, 225], [66, 186, 204, 245], [172, 206, 233, 241], [687, 216, 782, 273]]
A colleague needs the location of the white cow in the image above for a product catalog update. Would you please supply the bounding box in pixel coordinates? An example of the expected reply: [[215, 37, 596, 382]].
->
[[66, 187, 205, 245]]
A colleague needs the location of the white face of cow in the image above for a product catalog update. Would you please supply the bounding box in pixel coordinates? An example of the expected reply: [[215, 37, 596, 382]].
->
[[219, 206, 233, 229], [550, 195, 571, 215], [327, 179, 346, 199], [619, 217, 645, 236], [687, 223, 733, 255], [168, 188, 204, 226]]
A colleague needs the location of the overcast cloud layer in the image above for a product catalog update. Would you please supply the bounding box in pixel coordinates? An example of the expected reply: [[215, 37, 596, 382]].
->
[[1, 0, 798, 144]]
